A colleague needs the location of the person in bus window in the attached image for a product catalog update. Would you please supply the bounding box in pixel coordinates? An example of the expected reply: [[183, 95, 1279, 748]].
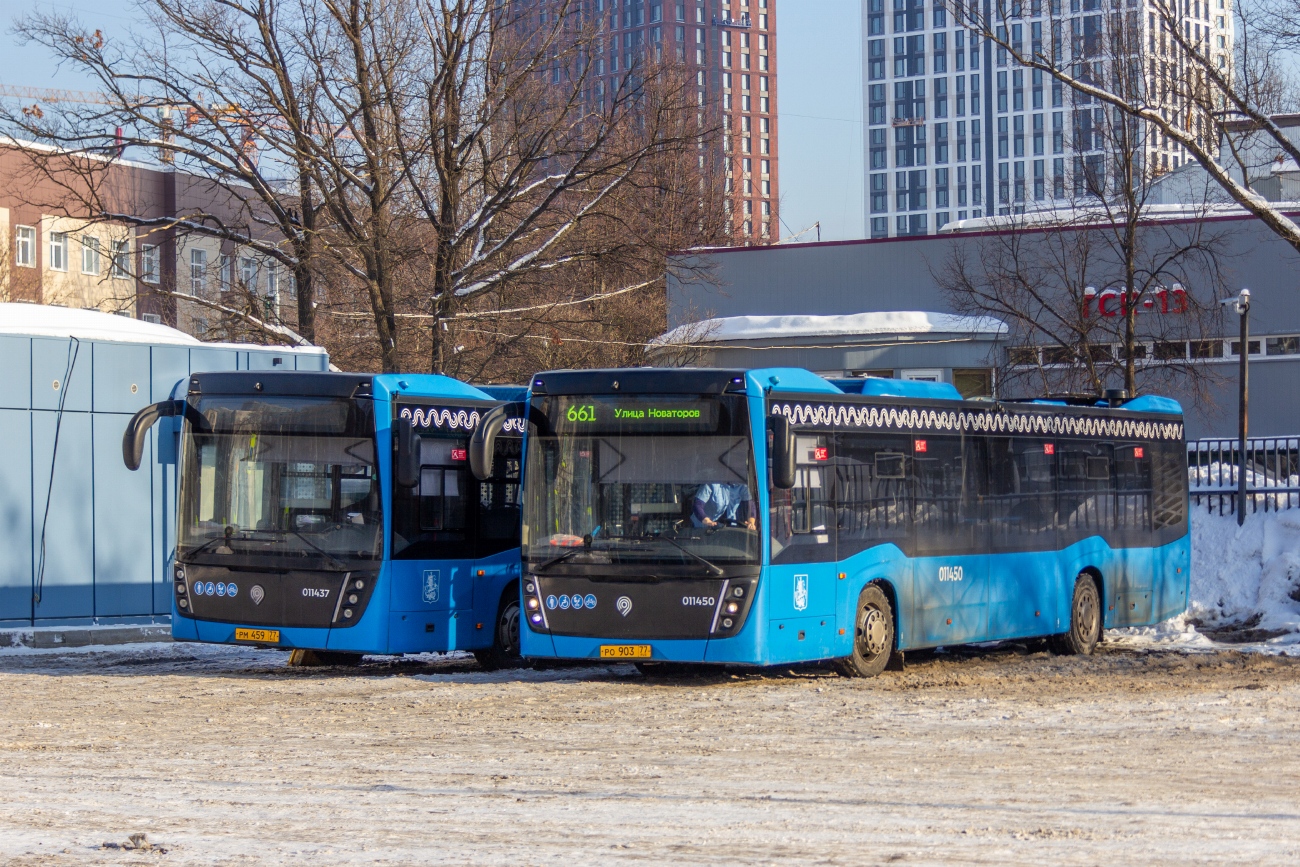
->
[[692, 482, 757, 530]]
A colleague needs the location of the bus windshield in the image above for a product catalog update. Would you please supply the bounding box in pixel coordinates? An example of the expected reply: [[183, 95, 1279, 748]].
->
[[179, 396, 383, 566], [523, 394, 759, 572]]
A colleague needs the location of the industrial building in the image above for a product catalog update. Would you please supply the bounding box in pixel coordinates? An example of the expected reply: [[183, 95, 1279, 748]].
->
[[665, 208, 1300, 438]]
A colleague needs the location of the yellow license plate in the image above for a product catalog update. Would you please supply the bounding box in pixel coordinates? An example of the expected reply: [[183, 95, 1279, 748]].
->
[[600, 644, 651, 659], [234, 628, 280, 643]]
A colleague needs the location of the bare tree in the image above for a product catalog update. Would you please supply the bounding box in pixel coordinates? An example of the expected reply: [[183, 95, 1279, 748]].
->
[[4, 0, 724, 376]]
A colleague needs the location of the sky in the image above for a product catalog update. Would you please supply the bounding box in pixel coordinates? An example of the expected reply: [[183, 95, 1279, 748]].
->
[[0, 0, 867, 241]]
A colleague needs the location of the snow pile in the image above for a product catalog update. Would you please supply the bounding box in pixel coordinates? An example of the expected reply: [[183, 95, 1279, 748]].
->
[[1115, 508, 1300, 652], [1187, 508, 1300, 634], [655, 310, 1007, 346]]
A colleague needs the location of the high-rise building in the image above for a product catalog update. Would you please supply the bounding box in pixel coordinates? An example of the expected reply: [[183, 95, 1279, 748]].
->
[[862, 0, 1233, 238], [546, 0, 779, 243]]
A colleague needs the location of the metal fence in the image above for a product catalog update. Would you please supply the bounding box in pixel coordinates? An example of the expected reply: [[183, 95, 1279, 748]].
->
[[1188, 437, 1300, 515]]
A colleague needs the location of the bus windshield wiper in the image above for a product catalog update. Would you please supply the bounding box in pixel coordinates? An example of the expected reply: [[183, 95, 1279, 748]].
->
[[649, 532, 725, 576], [533, 546, 588, 572], [183, 535, 233, 557], [533, 528, 602, 572]]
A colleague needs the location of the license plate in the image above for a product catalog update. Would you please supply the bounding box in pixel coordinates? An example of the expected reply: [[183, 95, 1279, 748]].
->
[[234, 628, 280, 643], [600, 644, 651, 659]]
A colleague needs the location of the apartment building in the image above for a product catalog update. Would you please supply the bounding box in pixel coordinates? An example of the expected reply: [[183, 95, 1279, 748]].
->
[[0, 142, 293, 336], [546, 0, 779, 243], [862, 0, 1233, 238]]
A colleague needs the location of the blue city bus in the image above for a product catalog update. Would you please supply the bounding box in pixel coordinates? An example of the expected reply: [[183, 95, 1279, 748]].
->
[[123, 371, 525, 667], [469, 367, 1189, 676]]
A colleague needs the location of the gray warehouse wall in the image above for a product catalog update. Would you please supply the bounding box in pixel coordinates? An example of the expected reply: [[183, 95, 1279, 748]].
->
[[668, 215, 1300, 438], [0, 337, 329, 628]]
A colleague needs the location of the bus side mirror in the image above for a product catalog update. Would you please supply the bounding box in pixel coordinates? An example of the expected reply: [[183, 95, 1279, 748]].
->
[[122, 399, 188, 471], [470, 403, 515, 481], [769, 414, 796, 490], [394, 417, 420, 489]]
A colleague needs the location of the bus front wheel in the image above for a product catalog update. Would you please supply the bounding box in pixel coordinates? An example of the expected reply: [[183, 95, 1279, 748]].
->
[[836, 585, 895, 678], [1050, 573, 1102, 656], [474, 591, 522, 671]]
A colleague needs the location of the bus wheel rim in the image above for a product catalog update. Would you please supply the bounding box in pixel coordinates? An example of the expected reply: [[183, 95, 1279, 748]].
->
[[861, 607, 888, 656], [1077, 587, 1097, 639]]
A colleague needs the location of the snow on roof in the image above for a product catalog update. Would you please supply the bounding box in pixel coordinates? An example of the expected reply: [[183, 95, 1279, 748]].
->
[[0, 303, 201, 345], [655, 310, 1008, 345]]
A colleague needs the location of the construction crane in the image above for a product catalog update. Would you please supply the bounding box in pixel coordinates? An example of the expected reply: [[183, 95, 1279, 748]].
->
[[0, 84, 113, 105], [1, 83, 258, 166]]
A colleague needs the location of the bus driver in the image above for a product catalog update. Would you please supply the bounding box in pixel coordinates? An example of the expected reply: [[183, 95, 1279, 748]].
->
[[692, 482, 757, 531]]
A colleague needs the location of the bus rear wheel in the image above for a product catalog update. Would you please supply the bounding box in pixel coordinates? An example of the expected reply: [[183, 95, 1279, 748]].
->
[[836, 585, 894, 678], [474, 593, 522, 671], [1050, 573, 1102, 656]]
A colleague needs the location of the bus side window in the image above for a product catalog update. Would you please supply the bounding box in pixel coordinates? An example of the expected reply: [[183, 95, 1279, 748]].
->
[[910, 436, 975, 557], [1058, 440, 1115, 535], [1114, 442, 1154, 532], [768, 433, 836, 563], [986, 437, 1058, 549], [1150, 441, 1187, 534], [415, 437, 468, 534], [832, 431, 913, 559]]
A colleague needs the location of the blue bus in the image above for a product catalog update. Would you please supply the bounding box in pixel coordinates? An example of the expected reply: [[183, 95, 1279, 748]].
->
[[470, 367, 1189, 676], [123, 371, 525, 667]]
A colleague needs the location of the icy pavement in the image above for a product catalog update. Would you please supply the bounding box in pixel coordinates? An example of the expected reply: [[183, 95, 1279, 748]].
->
[[2, 642, 1300, 865]]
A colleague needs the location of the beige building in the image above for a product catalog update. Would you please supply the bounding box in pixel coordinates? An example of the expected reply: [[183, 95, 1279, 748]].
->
[[0, 142, 293, 337]]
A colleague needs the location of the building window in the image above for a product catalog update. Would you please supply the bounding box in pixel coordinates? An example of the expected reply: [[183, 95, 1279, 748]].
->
[[240, 256, 259, 291], [219, 254, 232, 292], [111, 240, 130, 279], [190, 249, 208, 293], [140, 244, 159, 283], [14, 225, 35, 267], [80, 236, 101, 275], [268, 261, 280, 298], [953, 369, 993, 398], [49, 232, 69, 272]]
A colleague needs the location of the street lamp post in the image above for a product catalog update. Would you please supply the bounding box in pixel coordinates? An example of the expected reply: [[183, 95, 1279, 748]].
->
[[1223, 289, 1251, 526]]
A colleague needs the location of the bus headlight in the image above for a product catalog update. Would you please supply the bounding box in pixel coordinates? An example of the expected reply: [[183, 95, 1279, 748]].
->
[[522, 575, 548, 631], [725, 602, 739, 614], [174, 565, 185, 581], [178, 598, 188, 609]]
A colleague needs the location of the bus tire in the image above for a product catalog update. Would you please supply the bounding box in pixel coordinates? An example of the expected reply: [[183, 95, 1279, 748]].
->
[[1050, 572, 1102, 656], [836, 584, 895, 678], [288, 650, 363, 667], [473, 590, 522, 671]]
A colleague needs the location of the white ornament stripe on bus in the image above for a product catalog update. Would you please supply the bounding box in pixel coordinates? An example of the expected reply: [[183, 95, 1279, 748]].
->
[[398, 406, 528, 432], [770, 403, 1184, 442]]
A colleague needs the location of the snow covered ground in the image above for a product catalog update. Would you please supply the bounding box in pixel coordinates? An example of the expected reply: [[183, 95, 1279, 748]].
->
[[2, 641, 1299, 865], [1111, 508, 1300, 655]]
